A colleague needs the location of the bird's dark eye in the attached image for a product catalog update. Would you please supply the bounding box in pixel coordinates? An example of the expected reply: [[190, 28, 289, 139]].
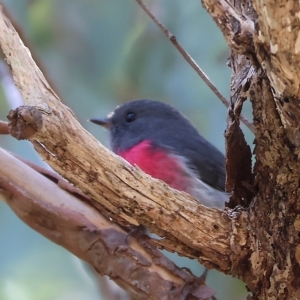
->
[[125, 112, 136, 123]]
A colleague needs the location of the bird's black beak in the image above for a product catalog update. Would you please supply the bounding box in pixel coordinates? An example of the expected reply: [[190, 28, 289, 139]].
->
[[88, 118, 112, 129]]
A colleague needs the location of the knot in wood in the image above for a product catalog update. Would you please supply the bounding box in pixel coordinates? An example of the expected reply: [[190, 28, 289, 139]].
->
[[7, 106, 43, 140]]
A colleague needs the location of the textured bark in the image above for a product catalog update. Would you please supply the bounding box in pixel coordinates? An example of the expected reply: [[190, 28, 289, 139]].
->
[[1, 0, 300, 299], [202, 0, 300, 299], [0, 148, 216, 300], [252, 0, 300, 146], [201, 0, 255, 57], [225, 54, 254, 208], [248, 75, 300, 299], [5, 104, 239, 270], [0, 8, 249, 275]]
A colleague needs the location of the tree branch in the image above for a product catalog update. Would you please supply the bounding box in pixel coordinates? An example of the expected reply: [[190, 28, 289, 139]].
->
[[0, 4, 249, 274], [0, 147, 217, 300], [202, 0, 300, 140], [251, 0, 300, 143], [252, 0, 300, 98], [135, 0, 255, 133], [201, 0, 255, 57]]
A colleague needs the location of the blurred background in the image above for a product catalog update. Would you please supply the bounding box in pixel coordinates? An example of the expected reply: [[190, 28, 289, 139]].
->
[[0, 0, 253, 299]]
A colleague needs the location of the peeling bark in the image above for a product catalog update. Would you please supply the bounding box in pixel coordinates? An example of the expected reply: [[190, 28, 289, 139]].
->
[[202, 0, 300, 298], [225, 54, 254, 208], [252, 0, 300, 146], [201, 0, 257, 62], [0, 8, 249, 276], [0, 148, 216, 300], [1, 0, 300, 299], [247, 75, 300, 299]]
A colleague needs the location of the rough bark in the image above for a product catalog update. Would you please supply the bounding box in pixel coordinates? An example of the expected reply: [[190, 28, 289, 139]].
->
[[0, 148, 217, 300], [1, 0, 300, 299], [202, 0, 300, 299], [0, 7, 248, 274]]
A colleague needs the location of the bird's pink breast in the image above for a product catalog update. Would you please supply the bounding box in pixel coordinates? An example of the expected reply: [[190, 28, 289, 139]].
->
[[118, 140, 190, 192]]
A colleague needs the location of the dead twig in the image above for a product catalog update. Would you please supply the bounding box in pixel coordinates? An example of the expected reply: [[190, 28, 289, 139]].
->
[[134, 0, 254, 133]]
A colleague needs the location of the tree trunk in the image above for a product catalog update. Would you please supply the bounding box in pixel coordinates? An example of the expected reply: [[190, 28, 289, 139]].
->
[[1, 0, 300, 299], [203, 0, 300, 298]]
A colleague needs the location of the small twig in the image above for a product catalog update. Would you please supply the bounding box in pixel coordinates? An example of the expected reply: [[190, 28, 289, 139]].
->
[[134, 0, 254, 134], [0, 120, 9, 134], [239, 113, 255, 133]]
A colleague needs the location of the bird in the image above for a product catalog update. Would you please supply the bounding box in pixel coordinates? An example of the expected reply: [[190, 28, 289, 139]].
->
[[89, 99, 228, 209]]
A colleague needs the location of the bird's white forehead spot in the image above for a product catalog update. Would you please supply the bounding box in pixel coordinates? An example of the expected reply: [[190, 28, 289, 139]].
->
[[107, 111, 115, 119]]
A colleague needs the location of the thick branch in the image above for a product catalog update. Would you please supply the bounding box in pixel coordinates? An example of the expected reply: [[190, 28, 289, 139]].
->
[[251, 0, 300, 141], [252, 0, 300, 98], [201, 0, 255, 57], [0, 147, 217, 300], [136, 0, 254, 133], [0, 4, 248, 276], [6, 104, 239, 270]]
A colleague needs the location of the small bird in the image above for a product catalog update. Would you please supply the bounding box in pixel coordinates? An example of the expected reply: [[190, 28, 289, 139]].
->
[[90, 99, 228, 209]]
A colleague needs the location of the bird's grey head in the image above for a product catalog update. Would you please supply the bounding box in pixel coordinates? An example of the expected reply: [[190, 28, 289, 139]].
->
[[89, 99, 191, 153]]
